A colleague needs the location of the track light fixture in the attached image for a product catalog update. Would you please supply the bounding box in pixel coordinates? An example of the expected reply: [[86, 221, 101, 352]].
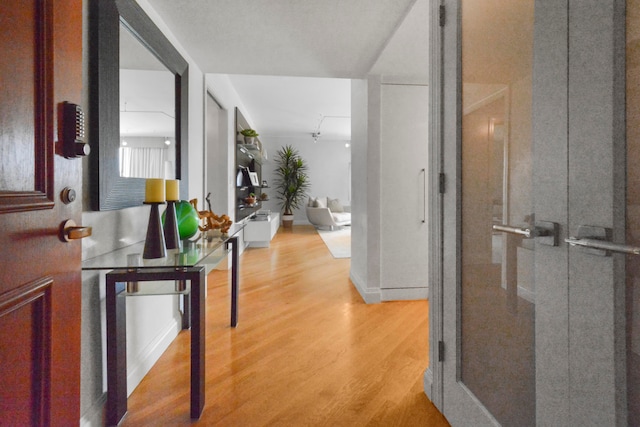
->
[[310, 113, 350, 143]]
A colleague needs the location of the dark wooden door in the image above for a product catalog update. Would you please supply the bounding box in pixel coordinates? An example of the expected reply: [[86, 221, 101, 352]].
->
[[0, 0, 83, 425]]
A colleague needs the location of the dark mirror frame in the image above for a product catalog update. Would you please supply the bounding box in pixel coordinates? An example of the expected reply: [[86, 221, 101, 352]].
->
[[88, 0, 189, 210]]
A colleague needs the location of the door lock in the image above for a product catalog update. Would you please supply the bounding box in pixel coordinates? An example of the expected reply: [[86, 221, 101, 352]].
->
[[61, 102, 90, 158], [60, 187, 76, 204]]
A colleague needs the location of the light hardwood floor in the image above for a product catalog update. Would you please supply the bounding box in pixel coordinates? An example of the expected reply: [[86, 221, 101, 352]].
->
[[121, 225, 450, 426]]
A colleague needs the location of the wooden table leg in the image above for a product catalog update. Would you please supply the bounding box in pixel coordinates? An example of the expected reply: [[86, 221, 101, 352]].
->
[[106, 276, 127, 426], [181, 285, 190, 330], [190, 267, 206, 419], [227, 236, 239, 327]]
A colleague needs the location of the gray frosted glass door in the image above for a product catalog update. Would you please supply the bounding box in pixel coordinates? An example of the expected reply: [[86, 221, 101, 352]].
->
[[459, 0, 535, 424], [628, 1, 640, 423], [439, 0, 626, 425]]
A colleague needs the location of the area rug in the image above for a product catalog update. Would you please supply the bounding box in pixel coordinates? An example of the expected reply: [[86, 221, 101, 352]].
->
[[317, 227, 351, 259]]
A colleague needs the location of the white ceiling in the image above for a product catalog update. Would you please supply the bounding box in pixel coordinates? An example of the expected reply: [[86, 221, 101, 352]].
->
[[143, 0, 429, 142], [226, 74, 352, 142]]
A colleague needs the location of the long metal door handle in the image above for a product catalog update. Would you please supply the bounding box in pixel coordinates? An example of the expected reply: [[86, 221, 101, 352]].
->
[[565, 237, 640, 255], [493, 221, 559, 246], [493, 224, 532, 238], [565, 225, 639, 256]]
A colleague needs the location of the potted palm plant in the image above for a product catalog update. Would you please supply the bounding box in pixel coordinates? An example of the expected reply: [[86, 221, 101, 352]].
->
[[273, 145, 310, 228]]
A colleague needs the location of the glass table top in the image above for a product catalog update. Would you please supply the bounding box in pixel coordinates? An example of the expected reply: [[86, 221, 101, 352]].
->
[[82, 223, 245, 270]]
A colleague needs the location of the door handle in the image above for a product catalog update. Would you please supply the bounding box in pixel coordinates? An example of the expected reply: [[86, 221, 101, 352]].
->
[[493, 221, 559, 246], [565, 225, 640, 256], [421, 168, 426, 223], [60, 219, 92, 242], [493, 224, 532, 237]]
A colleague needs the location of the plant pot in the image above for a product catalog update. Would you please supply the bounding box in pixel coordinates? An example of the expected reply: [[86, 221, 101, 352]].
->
[[282, 214, 294, 228], [244, 136, 255, 145], [245, 197, 256, 205]]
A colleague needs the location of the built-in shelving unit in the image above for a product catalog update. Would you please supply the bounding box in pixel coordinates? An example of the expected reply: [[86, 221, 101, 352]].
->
[[237, 144, 266, 164], [235, 108, 267, 222]]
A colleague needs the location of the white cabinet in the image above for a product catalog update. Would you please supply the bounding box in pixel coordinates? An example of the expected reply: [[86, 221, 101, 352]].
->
[[379, 84, 429, 300], [244, 212, 280, 247]]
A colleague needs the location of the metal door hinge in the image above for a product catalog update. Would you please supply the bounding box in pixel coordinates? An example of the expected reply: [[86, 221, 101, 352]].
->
[[439, 173, 446, 194], [439, 5, 446, 27], [438, 341, 445, 362]]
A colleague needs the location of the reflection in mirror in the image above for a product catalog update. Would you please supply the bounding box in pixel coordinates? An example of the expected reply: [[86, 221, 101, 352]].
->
[[119, 25, 175, 179], [489, 118, 505, 261], [88, 0, 188, 211]]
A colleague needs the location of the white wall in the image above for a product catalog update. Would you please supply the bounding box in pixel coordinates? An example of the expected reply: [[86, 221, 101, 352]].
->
[[365, 75, 383, 302], [259, 137, 351, 223], [350, 79, 370, 299], [204, 74, 257, 224], [204, 93, 227, 215], [350, 76, 385, 304]]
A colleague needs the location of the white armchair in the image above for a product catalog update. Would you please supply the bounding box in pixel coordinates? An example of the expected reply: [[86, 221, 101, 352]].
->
[[305, 197, 351, 230]]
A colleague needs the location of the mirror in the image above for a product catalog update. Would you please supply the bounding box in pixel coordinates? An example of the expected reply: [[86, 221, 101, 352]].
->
[[88, 0, 189, 210], [119, 25, 175, 179]]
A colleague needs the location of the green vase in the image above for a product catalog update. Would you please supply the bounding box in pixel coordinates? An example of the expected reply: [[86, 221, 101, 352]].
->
[[162, 200, 199, 240]]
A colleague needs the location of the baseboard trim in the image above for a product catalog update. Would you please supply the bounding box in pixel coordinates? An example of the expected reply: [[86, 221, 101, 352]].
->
[[126, 317, 181, 396], [349, 270, 381, 304], [380, 287, 428, 301]]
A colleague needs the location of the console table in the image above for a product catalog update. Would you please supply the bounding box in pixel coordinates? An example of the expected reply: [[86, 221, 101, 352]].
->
[[82, 224, 244, 426]]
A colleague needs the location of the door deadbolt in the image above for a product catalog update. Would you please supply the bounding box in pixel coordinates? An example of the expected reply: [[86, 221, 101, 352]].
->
[[61, 187, 76, 204]]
